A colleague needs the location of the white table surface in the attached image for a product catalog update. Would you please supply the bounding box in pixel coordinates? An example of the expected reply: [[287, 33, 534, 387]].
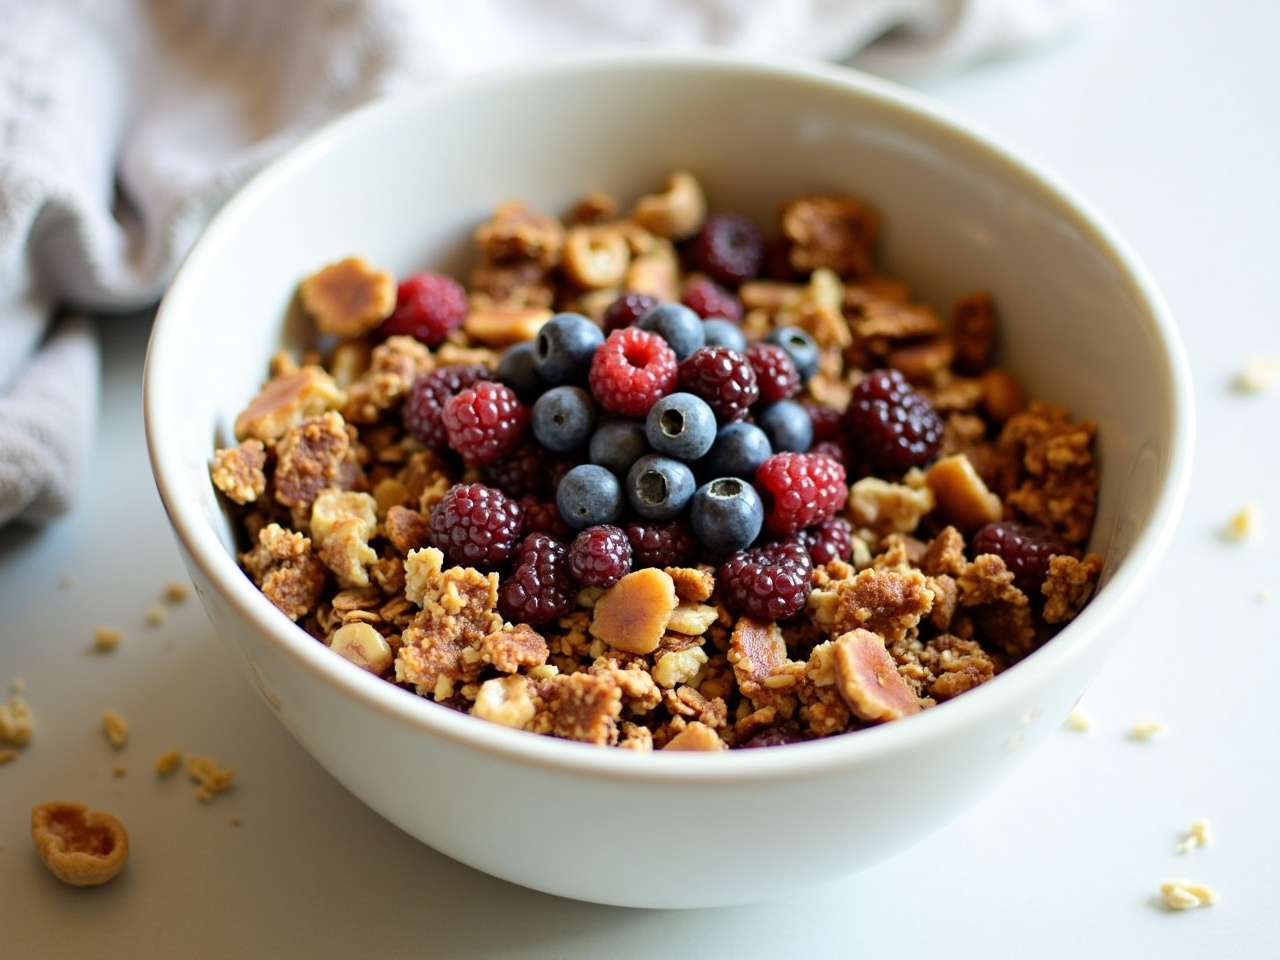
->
[[3, 0, 1277, 956]]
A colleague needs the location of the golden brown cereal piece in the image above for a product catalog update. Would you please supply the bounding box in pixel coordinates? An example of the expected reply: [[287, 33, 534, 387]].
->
[[831, 568, 934, 647], [479, 623, 549, 674], [474, 199, 565, 268], [1041, 552, 1104, 624], [272, 412, 353, 513], [665, 565, 716, 602], [341, 335, 434, 424], [589, 568, 678, 655], [93, 627, 123, 652], [329, 622, 394, 676], [463, 306, 552, 348], [234, 365, 345, 443], [102, 709, 128, 749], [780, 194, 881, 278], [998, 402, 1098, 544], [562, 224, 631, 289], [920, 634, 997, 701], [979, 368, 1025, 423], [925, 453, 1003, 532], [831, 629, 922, 722], [298, 256, 396, 337], [154, 749, 182, 776], [210, 439, 267, 505], [623, 235, 680, 303], [239, 523, 328, 621], [951, 289, 997, 374], [310, 489, 378, 588], [0, 693, 34, 746], [186, 754, 236, 801], [727, 617, 790, 700], [31, 802, 129, 887], [535, 671, 623, 745], [662, 720, 727, 751], [630, 170, 707, 241]]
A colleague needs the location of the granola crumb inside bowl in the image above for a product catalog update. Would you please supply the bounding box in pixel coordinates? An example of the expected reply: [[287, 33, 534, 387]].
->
[[145, 51, 1193, 909]]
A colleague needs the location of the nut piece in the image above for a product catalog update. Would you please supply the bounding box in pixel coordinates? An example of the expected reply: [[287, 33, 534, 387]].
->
[[562, 225, 631, 289], [233, 366, 345, 443], [925, 453, 1003, 532], [31, 801, 129, 887], [329, 621, 393, 676], [662, 720, 727, 751], [831, 629, 922, 722], [463, 306, 552, 348], [630, 170, 707, 241], [1158, 878, 1218, 910], [298, 256, 396, 337], [589, 568, 678, 655]]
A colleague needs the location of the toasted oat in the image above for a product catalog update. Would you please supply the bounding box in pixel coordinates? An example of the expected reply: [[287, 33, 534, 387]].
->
[[1176, 819, 1213, 854], [31, 801, 129, 887], [164, 581, 190, 603], [1224, 501, 1260, 541], [102, 709, 128, 749], [146, 604, 167, 626], [0, 693, 34, 746], [186, 754, 236, 802], [1064, 709, 1092, 731], [1158, 879, 1218, 910], [1128, 717, 1165, 741], [154, 749, 182, 776], [93, 627, 122, 652], [297, 256, 396, 338], [1232, 354, 1279, 393]]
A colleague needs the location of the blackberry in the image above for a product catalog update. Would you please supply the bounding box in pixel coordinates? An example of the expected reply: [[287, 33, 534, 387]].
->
[[686, 212, 765, 286], [402, 365, 489, 452], [744, 343, 801, 404], [624, 518, 696, 568], [843, 368, 943, 474], [568, 524, 633, 587], [601, 291, 661, 334], [971, 521, 1074, 598], [681, 275, 744, 324], [518, 496, 574, 540], [428, 483, 523, 569], [678, 346, 759, 424], [799, 516, 854, 566], [482, 437, 547, 499], [718, 539, 813, 620], [498, 533, 577, 626]]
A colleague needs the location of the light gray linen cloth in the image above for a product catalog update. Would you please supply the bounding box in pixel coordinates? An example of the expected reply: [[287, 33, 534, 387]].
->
[[0, 0, 1099, 526]]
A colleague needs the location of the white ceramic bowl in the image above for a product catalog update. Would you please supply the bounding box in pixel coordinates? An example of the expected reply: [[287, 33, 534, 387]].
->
[[145, 51, 1193, 909]]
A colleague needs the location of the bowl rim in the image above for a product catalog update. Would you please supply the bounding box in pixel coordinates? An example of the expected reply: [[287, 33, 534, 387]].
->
[[144, 48, 1195, 785]]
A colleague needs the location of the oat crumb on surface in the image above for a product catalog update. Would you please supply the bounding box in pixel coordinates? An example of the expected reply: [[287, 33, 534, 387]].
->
[[1128, 717, 1164, 741], [0, 693, 35, 746], [1176, 819, 1213, 854], [1233, 354, 1279, 393], [1224, 502, 1260, 541], [186, 754, 236, 801], [93, 627, 123, 652], [154, 749, 182, 776], [1158, 878, 1218, 910], [1064, 708, 1092, 731], [111, 765, 127, 779], [102, 709, 129, 749], [164, 581, 190, 603], [146, 604, 167, 626]]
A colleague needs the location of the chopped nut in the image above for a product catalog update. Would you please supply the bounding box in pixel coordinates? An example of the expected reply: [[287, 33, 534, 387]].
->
[[847, 476, 935, 536], [562, 224, 631, 289], [1176, 819, 1213, 854], [102, 709, 128, 749], [1158, 879, 1218, 910], [652, 645, 709, 689], [589, 568, 678, 655], [630, 170, 706, 241], [31, 801, 129, 887], [925, 453, 1002, 532], [1232, 354, 1279, 393], [665, 601, 719, 636], [329, 621, 394, 675], [463, 306, 552, 348], [662, 720, 727, 751], [1128, 717, 1164, 741], [298, 256, 396, 337], [311, 489, 379, 588], [471, 676, 537, 729], [831, 629, 923, 722], [1064, 709, 1092, 731]]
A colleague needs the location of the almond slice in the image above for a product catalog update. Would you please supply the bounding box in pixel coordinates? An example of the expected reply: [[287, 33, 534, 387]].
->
[[832, 628, 922, 722], [589, 568, 677, 655]]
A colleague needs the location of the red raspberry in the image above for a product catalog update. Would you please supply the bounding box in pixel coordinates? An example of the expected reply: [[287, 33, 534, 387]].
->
[[441, 381, 528, 466], [843, 368, 944, 474], [588, 327, 679, 418], [744, 343, 800, 404], [799, 515, 854, 566], [498, 533, 577, 626], [428, 483, 523, 569], [680, 275, 744, 324], [601, 291, 662, 334], [624, 518, 696, 568], [970, 521, 1075, 598], [375, 271, 468, 347], [686, 212, 765, 286], [403, 365, 489, 452], [568, 524, 633, 587], [677, 346, 759, 424], [754, 452, 847, 535], [718, 538, 813, 620]]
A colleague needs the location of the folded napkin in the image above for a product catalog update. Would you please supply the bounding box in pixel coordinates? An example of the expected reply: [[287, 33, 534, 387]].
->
[[0, 0, 1099, 527]]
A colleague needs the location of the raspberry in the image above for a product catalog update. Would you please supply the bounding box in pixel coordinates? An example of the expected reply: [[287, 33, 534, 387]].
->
[[441, 381, 528, 466], [677, 346, 759, 424], [498, 533, 577, 626], [680, 275, 743, 324], [601, 291, 661, 334], [799, 515, 853, 566], [375, 271, 468, 347], [568, 524, 633, 587], [482, 438, 547, 498], [403, 365, 489, 452], [686, 212, 765, 286], [744, 343, 800, 404], [428, 483, 523, 569], [971, 521, 1074, 597], [588, 327, 679, 418], [754, 452, 847, 535], [843, 368, 944, 474], [718, 538, 813, 620], [624, 518, 696, 568]]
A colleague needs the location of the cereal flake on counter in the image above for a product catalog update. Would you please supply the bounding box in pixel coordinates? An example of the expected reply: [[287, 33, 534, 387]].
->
[[0, 692, 35, 747], [101, 709, 129, 749], [1176, 819, 1213, 854], [93, 627, 123, 653], [1232, 354, 1279, 393], [1223, 501, 1260, 541], [154, 748, 183, 776], [30, 801, 129, 887], [1128, 717, 1165, 741], [1064, 708, 1092, 731], [186, 754, 236, 802], [1158, 878, 1218, 911]]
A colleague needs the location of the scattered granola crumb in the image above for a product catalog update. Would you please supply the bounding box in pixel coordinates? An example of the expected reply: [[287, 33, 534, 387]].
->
[[1176, 819, 1213, 854], [1224, 502, 1260, 541], [146, 605, 168, 626], [93, 627, 123, 652], [102, 709, 129, 749], [154, 749, 182, 776], [185, 754, 236, 802], [0, 747, 17, 764], [164, 581, 190, 603], [111, 765, 127, 779], [1128, 717, 1164, 741], [11, 677, 25, 694], [1064, 708, 1092, 731], [230, 816, 243, 827], [0, 693, 34, 746], [1158, 878, 1218, 910], [1233, 354, 1279, 393], [30, 801, 130, 887]]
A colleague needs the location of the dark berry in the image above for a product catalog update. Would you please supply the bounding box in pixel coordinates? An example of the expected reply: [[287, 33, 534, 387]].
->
[[403, 365, 489, 452], [441, 381, 528, 466], [625, 454, 696, 521], [678, 346, 759, 424], [531, 384, 597, 452], [588, 418, 650, 477], [518, 495, 574, 540], [701, 318, 749, 351], [689, 477, 764, 555], [762, 326, 820, 385], [754, 452, 847, 535], [686, 212, 765, 286], [533, 312, 604, 385], [681, 275, 744, 324], [555, 463, 624, 531], [756, 399, 814, 453], [718, 539, 813, 620], [428, 483, 523, 569], [624, 518, 696, 568], [568, 524, 633, 587], [804, 400, 845, 444], [588, 327, 679, 419], [645, 392, 717, 461], [482, 437, 547, 498], [701, 422, 772, 480], [799, 516, 854, 566], [636, 303, 706, 361], [843, 368, 944, 473], [744, 342, 801, 404], [499, 533, 577, 626], [601, 291, 661, 334], [495, 340, 544, 403], [740, 723, 810, 748], [971, 521, 1075, 597], [375, 271, 468, 347]]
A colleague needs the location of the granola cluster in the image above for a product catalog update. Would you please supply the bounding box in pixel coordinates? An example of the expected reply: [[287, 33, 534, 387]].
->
[[211, 171, 1103, 750]]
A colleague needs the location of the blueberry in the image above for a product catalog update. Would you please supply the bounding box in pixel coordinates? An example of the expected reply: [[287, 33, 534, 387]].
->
[[757, 399, 813, 453], [763, 326, 820, 385], [701, 317, 748, 351], [495, 341, 544, 402], [645, 392, 717, 461], [556, 463, 624, 531], [701, 422, 772, 479], [689, 477, 763, 554], [625, 454, 696, 521], [532, 385, 597, 452], [637, 303, 705, 360], [534, 312, 604, 385], [588, 418, 650, 476]]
